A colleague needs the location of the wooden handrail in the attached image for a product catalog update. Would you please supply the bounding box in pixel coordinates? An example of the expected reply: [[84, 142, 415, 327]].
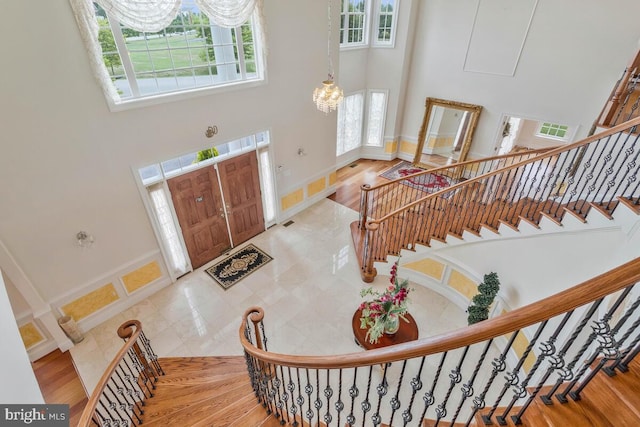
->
[[239, 257, 640, 369], [367, 115, 640, 227], [360, 147, 553, 195], [77, 320, 143, 427]]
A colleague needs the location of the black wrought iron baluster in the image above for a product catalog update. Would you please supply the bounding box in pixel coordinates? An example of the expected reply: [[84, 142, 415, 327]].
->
[[554, 285, 634, 402], [284, 367, 298, 427], [544, 148, 580, 219], [114, 366, 143, 421], [360, 366, 374, 427], [324, 369, 333, 425], [486, 169, 513, 227], [532, 298, 604, 405], [335, 369, 345, 427], [618, 343, 640, 372], [402, 357, 425, 427], [296, 368, 305, 424], [315, 370, 323, 426], [526, 157, 556, 221], [387, 360, 407, 427], [518, 159, 544, 221], [570, 296, 640, 400], [450, 340, 493, 426], [122, 353, 149, 401], [544, 151, 573, 207], [609, 135, 640, 205], [419, 352, 448, 422], [127, 348, 155, 395], [94, 406, 109, 427], [593, 132, 638, 208], [304, 369, 314, 426], [434, 346, 469, 426], [138, 331, 164, 376], [467, 332, 517, 427], [105, 381, 135, 426], [503, 310, 575, 425], [482, 322, 548, 425], [265, 363, 281, 419], [346, 367, 359, 426], [259, 321, 269, 351], [604, 299, 640, 373], [276, 366, 290, 425], [612, 71, 640, 125], [371, 363, 389, 427], [572, 133, 621, 214]]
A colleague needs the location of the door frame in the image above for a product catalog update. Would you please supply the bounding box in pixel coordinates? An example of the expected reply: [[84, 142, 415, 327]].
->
[[134, 136, 278, 282]]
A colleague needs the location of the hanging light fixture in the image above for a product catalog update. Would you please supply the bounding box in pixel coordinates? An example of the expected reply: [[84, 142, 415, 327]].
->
[[313, 0, 344, 114]]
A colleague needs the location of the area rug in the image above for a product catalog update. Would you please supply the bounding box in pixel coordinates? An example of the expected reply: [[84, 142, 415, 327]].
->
[[380, 161, 455, 193], [205, 244, 273, 290]]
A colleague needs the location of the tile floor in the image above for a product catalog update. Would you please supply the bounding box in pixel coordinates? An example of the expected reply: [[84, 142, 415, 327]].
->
[[70, 199, 467, 394]]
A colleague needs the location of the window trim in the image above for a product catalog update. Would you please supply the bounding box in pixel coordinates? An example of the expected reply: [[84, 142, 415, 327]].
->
[[536, 121, 573, 142], [95, 6, 266, 111], [372, 0, 399, 48], [340, 0, 371, 49]]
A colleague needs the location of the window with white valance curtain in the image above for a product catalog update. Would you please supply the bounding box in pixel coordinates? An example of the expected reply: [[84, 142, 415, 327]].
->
[[68, 0, 267, 107]]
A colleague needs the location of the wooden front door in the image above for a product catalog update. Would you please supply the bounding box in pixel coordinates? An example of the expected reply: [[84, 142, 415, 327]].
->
[[167, 167, 230, 269], [218, 152, 265, 246]]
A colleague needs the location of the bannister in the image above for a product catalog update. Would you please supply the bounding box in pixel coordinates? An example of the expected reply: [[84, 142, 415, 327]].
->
[[356, 116, 640, 282], [77, 320, 164, 427], [597, 49, 640, 129], [240, 258, 640, 426]]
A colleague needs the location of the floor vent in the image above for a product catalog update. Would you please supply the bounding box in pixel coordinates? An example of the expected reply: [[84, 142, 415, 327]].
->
[[283, 220, 295, 227], [349, 163, 358, 168]]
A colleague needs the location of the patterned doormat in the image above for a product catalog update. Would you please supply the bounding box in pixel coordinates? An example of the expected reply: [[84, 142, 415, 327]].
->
[[205, 244, 273, 290], [380, 161, 454, 193]]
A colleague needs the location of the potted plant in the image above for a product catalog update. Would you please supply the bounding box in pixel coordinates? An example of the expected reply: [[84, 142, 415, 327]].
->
[[359, 259, 413, 344], [467, 272, 500, 325]]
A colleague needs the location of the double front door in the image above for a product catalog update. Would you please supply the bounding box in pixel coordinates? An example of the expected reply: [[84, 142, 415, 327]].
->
[[167, 152, 265, 269]]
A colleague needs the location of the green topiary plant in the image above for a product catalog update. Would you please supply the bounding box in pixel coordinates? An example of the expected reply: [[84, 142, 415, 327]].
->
[[194, 147, 219, 163], [467, 272, 500, 325]]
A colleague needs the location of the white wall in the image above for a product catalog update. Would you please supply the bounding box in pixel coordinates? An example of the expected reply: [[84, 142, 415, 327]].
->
[[400, 0, 640, 157], [0, 274, 44, 404], [0, 1, 336, 302]]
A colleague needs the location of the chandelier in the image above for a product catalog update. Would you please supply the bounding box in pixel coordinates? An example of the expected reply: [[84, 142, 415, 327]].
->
[[313, 0, 343, 113]]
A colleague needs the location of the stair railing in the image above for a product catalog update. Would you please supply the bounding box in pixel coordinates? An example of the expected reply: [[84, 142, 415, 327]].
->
[[77, 320, 165, 427], [596, 48, 640, 130], [357, 116, 640, 282], [358, 148, 551, 231], [240, 258, 640, 427]]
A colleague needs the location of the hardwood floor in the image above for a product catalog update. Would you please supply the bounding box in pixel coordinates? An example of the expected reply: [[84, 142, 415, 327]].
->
[[31, 349, 88, 427], [327, 158, 401, 211]]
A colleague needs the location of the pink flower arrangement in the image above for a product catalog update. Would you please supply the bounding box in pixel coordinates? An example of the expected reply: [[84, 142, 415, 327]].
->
[[359, 259, 412, 344]]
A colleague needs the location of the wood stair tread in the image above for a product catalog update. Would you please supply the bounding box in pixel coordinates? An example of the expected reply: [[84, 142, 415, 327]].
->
[[142, 381, 254, 426], [618, 196, 640, 214], [158, 356, 247, 374]]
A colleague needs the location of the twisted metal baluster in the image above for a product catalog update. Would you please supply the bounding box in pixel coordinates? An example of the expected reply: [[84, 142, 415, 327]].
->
[[403, 357, 426, 426], [570, 297, 640, 400], [360, 366, 374, 427], [324, 369, 333, 425], [501, 311, 575, 425], [138, 331, 164, 376], [482, 322, 548, 424], [296, 368, 305, 424], [466, 332, 517, 427], [372, 363, 390, 426], [387, 360, 407, 426], [277, 365, 290, 425], [450, 340, 493, 426], [555, 286, 634, 402], [114, 366, 143, 421], [346, 367, 359, 426], [434, 347, 469, 426], [539, 297, 607, 404], [304, 369, 314, 425], [286, 367, 299, 427], [419, 352, 448, 422], [335, 369, 345, 427]]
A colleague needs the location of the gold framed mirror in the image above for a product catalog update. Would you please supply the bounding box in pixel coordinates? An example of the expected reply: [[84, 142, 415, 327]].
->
[[413, 97, 483, 168]]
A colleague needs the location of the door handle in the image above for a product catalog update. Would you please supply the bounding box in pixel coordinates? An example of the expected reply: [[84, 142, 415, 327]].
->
[[195, 196, 203, 203]]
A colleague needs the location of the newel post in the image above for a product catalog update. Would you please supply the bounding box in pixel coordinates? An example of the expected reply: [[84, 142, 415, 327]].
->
[[246, 307, 266, 351], [361, 222, 378, 283], [359, 184, 371, 230]]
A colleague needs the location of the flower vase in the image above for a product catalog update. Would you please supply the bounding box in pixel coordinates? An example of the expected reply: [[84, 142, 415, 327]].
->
[[384, 314, 400, 335]]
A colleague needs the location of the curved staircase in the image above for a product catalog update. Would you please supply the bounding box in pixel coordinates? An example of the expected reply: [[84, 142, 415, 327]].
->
[[136, 355, 640, 426]]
